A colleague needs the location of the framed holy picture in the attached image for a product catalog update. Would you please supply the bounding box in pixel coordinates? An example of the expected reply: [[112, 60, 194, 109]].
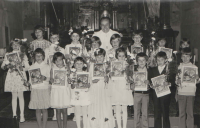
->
[[53, 69, 66, 86], [151, 75, 171, 97], [28, 68, 43, 86], [76, 72, 89, 89], [69, 47, 80, 56], [111, 61, 125, 80], [131, 46, 143, 54], [6, 52, 20, 63], [159, 47, 173, 59], [181, 66, 198, 86], [134, 72, 148, 91], [92, 63, 105, 80]]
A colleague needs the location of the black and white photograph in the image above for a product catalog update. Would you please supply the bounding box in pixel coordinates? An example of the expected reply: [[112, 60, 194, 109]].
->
[[0, 0, 200, 128]]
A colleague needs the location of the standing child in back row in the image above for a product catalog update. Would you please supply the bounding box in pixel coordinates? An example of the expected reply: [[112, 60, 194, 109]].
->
[[127, 31, 144, 65], [176, 47, 200, 128], [30, 25, 51, 52]]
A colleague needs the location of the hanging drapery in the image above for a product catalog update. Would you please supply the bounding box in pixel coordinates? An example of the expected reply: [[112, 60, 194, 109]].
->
[[0, 0, 9, 28], [146, 0, 160, 18]]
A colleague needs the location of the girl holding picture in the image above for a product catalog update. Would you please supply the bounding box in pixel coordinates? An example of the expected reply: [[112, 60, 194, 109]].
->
[[49, 52, 71, 128], [28, 48, 50, 128], [110, 47, 133, 128], [1, 39, 30, 122], [69, 57, 90, 128], [88, 48, 114, 128]]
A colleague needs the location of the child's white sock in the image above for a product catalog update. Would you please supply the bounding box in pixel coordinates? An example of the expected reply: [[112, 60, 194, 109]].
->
[[116, 105, 122, 128], [18, 92, 24, 117], [12, 92, 17, 117], [122, 105, 127, 128], [75, 106, 81, 128]]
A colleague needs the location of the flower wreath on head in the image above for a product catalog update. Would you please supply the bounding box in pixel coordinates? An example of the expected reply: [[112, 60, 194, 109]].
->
[[68, 27, 73, 35], [82, 29, 88, 35]]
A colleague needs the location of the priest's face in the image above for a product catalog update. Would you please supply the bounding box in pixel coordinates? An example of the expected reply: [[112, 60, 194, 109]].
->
[[100, 19, 110, 33]]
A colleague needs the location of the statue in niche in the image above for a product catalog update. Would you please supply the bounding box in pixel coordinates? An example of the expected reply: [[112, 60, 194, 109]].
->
[[101, 10, 110, 18], [146, 0, 160, 19]]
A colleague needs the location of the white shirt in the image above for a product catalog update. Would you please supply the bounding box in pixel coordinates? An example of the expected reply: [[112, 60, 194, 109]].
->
[[93, 29, 119, 51], [158, 65, 166, 74]]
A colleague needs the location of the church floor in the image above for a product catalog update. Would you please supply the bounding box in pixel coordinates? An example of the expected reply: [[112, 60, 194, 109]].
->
[[0, 85, 200, 127]]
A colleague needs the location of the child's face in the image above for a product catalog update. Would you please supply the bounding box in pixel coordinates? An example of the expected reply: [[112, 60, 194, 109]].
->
[[111, 38, 120, 49], [181, 42, 190, 49], [181, 54, 192, 64], [71, 33, 80, 42], [117, 52, 125, 61], [133, 35, 142, 43], [75, 60, 84, 71], [156, 57, 166, 66], [137, 57, 147, 68], [92, 42, 100, 49], [95, 55, 104, 63], [12, 42, 20, 51], [55, 57, 64, 68], [35, 29, 43, 39], [50, 35, 59, 43], [35, 53, 44, 63], [158, 39, 166, 47]]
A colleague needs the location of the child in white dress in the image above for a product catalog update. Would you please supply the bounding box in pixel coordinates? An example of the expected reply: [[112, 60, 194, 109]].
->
[[65, 29, 87, 61], [107, 34, 122, 62], [50, 52, 71, 128], [44, 33, 65, 120], [69, 57, 90, 128], [110, 47, 133, 128], [88, 48, 114, 128], [44, 34, 65, 65], [87, 36, 101, 62], [1, 39, 29, 122], [28, 48, 50, 128]]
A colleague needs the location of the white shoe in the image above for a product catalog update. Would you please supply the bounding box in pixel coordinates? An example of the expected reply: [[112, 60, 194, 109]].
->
[[52, 115, 57, 120], [73, 116, 76, 121], [20, 116, 25, 123]]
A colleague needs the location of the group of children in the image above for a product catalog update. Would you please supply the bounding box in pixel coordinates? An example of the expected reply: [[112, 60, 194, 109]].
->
[[1, 25, 199, 128]]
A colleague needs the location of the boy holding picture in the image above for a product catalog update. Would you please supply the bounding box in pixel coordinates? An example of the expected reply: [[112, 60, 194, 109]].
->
[[176, 47, 199, 128], [149, 51, 172, 128], [132, 52, 150, 128]]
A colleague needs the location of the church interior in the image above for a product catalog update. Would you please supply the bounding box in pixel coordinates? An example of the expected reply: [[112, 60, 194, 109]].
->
[[0, 0, 200, 128]]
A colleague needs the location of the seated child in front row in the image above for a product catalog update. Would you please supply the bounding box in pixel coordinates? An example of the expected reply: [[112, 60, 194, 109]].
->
[[149, 51, 172, 128], [132, 52, 150, 128], [176, 47, 200, 128], [28, 48, 50, 128]]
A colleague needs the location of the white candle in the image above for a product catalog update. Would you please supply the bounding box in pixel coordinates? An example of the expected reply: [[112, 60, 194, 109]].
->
[[44, 5, 47, 27]]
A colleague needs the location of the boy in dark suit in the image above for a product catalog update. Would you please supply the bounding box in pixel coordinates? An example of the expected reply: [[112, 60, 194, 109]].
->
[[149, 51, 173, 128]]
